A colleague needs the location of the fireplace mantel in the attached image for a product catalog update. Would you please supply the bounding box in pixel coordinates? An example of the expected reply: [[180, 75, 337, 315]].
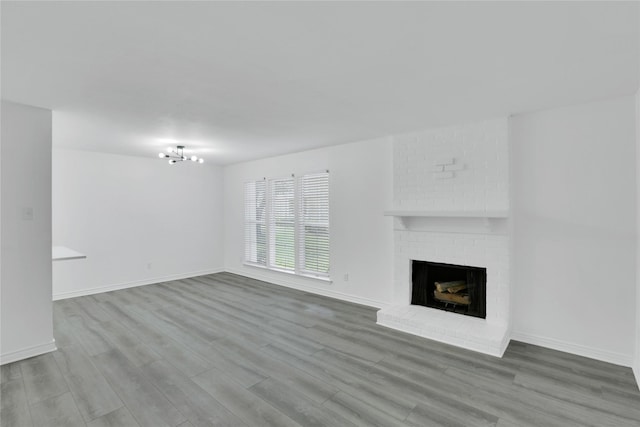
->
[[385, 210, 509, 234], [384, 210, 508, 219]]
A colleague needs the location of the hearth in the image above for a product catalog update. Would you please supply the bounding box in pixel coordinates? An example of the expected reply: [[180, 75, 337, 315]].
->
[[411, 260, 486, 319]]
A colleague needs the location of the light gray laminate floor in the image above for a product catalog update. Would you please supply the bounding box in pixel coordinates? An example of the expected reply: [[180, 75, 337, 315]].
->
[[1, 272, 639, 426]]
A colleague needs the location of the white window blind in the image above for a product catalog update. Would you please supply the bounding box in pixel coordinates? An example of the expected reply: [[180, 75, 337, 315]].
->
[[269, 178, 295, 271], [244, 171, 330, 280], [244, 180, 266, 266], [298, 172, 330, 276]]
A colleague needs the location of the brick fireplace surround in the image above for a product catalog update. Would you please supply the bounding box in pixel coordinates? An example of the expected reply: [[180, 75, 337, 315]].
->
[[377, 118, 511, 357]]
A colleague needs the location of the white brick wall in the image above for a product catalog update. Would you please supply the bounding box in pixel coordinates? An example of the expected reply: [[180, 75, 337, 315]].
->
[[393, 118, 509, 211], [393, 231, 510, 325], [378, 117, 512, 357], [380, 228, 511, 356]]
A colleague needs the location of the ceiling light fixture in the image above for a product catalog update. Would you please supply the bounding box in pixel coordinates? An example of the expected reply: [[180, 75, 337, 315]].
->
[[158, 145, 204, 165]]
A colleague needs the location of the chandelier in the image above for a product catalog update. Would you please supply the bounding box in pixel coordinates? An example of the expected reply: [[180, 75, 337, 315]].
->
[[158, 145, 204, 164]]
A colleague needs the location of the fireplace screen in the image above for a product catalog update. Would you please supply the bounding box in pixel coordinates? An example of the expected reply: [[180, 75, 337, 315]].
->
[[411, 260, 486, 319]]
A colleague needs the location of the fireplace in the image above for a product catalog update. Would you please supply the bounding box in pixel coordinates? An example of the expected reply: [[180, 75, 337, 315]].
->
[[377, 118, 510, 357], [411, 260, 486, 319]]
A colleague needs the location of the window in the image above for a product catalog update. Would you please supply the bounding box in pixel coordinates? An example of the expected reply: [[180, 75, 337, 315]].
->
[[298, 173, 330, 276], [244, 171, 330, 279], [244, 180, 266, 266], [269, 177, 295, 271]]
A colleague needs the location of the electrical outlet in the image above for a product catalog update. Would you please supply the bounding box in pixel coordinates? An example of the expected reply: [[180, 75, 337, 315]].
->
[[147, 263, 152, 270], [21, 207, 34, 221], [343, 273, 349, 281]]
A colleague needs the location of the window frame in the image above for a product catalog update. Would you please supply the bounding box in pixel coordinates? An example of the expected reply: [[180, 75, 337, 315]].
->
[[243, 171, 331, 282], [268, 176, 296, 272], [297, 172, 330, 278], [243, 179, 267, 267]]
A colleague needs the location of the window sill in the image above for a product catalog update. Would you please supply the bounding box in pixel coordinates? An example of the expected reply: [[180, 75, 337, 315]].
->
[[243, 262, 332, 284]]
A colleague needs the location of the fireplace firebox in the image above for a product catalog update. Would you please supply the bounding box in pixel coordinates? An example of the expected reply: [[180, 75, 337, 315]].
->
[[411, 260, 486, 319]]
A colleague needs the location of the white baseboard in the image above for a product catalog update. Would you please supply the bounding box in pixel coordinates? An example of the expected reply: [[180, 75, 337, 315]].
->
[[634, 352, 640, 390], [1, 339, 57, 365], [53, 268, 224, 300], [225, 267, 387, 309], [510, 331, 633, 367]]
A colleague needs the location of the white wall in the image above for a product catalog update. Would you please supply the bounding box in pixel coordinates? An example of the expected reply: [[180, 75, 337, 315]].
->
[[635, 90, 640, 385], [224, 137, 394, 308], [52, 149, 224, 299], [511, 95, 637, 366], [1, 100, 55, 364]]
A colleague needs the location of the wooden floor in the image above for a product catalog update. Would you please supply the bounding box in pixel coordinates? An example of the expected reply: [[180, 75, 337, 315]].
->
[[1, 272, 639, 427]]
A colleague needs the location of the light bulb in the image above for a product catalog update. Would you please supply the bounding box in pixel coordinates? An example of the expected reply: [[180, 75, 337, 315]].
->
[[198, 158, 204, 163], [166, 147, 173, 153], [169, 159, 176, 164], [191, 155, 197, 161], [158, 153, 166, 158]]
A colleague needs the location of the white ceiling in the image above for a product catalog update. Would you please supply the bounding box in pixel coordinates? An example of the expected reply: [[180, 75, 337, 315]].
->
[[2, 1, 638, 165]]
